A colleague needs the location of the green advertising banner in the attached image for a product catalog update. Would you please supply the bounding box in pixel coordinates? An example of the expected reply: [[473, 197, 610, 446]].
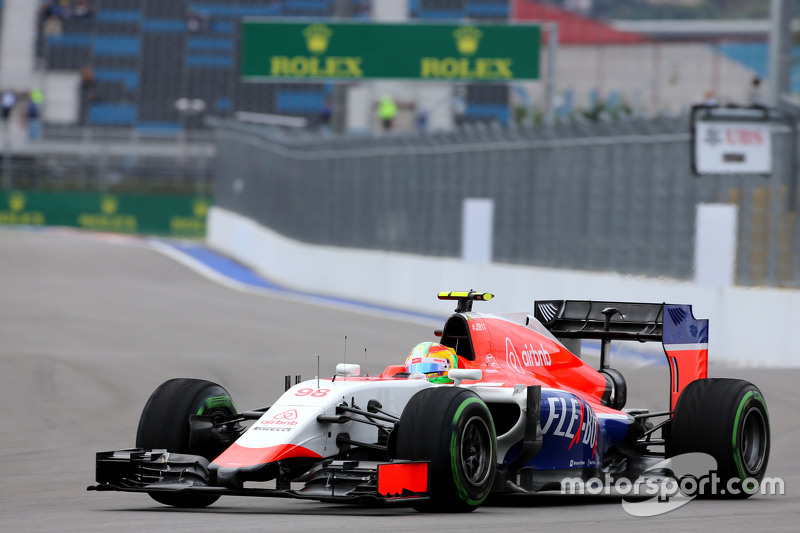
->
[[241, 21, 540, 81], [0, 190, 210, 238]]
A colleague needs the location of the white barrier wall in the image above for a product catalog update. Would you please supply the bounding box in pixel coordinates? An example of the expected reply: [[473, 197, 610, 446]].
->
[[695, 204, 738, 287], [208, 207, 800, 367]]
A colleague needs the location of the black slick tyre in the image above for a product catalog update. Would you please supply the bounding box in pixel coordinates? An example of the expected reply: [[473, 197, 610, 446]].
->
[[135, 378, 237, 508], [669, 378, 770, 499], [394, 387, 497, 512]]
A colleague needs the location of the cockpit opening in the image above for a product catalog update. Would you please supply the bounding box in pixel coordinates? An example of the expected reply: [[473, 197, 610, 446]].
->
[[439, 315, 475, 361]]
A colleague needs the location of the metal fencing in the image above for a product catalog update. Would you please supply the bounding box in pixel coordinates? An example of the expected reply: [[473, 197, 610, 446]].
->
[[212, 115, 800, 288], [0, 126, 215, 194]]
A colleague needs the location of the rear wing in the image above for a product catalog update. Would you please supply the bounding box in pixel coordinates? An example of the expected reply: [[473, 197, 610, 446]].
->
[[534, 300, 709, 411]]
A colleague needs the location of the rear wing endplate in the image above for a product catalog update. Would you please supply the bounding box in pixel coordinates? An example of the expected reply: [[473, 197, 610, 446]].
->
[[534, 300, 709, 410]]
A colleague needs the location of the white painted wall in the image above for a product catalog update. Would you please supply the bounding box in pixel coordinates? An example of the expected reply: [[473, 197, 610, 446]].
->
[[346, 85, 371, 134], [415, 83, 454, 132], [0, 0, 41, 89], [695, 204, 737, 287], [462, 198, 494, 264], [347, 81, 455, 134], [43, 72, 81, 124], [371, 0, 408, 22], [208, 207, 800, 368]]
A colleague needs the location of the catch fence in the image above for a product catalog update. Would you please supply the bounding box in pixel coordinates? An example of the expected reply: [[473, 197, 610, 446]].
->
[[213, 115, 799, 287]]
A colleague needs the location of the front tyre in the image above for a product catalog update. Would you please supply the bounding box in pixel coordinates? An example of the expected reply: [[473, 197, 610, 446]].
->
[[669, 378, 770, 499], [394, 387, 496, 512], [136, 378, 237, 508]]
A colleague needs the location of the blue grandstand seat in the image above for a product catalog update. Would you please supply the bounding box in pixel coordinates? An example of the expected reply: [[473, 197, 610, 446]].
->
[[465, 103, 509, 125], [284, 0, 334, 15], [208, 20, 234, 34], [88, 102, 137, 125], [186, 54, 232, 68], [277, 90, 325, 113], [96, 9, 142, 23], [93, 35, 140, 56], [188, 3, 282, 17], [216, 97, 232, 112], [414, 0, 509, 20], [187, 37, 233, 51], [93, 68, 139, 90], [141, 19, 187, 33], [465, 1, 509, 18], [47, 33, 93, 47]]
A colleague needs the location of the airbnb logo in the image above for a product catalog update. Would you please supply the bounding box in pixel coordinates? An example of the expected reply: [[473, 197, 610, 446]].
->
[[260, 409, 300, 426], [274, 409, 298, 420], [506, 337, 552, 372]]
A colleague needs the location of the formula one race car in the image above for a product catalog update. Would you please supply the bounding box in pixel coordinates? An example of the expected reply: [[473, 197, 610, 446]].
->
[[89, 291, 771, 512]]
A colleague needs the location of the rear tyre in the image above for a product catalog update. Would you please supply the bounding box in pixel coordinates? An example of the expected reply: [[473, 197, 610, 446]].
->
[[136, 378, 237, 508], [394, 387, 496, 512], [669, 378, 770, 499]]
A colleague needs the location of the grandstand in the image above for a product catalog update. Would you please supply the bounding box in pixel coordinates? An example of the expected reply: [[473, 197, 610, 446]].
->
[[0, 0, 786, 135], [26, 0, 513, 133], [35, 0, 362, 132]]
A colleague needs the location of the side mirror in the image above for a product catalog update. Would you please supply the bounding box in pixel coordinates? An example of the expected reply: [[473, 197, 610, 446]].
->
[[448, 369, 482, 386]]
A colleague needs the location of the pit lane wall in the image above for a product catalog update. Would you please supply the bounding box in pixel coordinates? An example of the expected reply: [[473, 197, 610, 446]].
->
[[208, 207, 800, 367]]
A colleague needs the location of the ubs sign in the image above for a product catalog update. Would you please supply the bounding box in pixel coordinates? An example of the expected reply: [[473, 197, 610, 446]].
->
[[241, 21, 540, 81], [694, 121, 772, 175], [691, 105, 773, 176]]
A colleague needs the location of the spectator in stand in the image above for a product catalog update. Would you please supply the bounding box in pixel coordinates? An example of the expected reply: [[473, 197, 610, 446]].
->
[[2, 90, 16, 125], [378, 95, 397, 132], [696, 89, 718, 107], [80, 65, 96, 97], [27, 88, 44, 141], [42, 13, 62, 36], [40, 0, 58, 21], [40, 1, 52, 21], [186, 10, 209, 33], [31, 87, 44, 109], [749, 76, 765, 107], [40, 0, 64, 36], [416, 107, 428, 132], [79, 65, 97, 125], [319, 98, 332, 132], [57, 0, 72, 18], [74, 0, 94, 19]]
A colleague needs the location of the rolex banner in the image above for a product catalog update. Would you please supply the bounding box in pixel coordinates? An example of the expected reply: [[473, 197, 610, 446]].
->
[[0, 190, 210, 238], [241, 21, 540, 81]]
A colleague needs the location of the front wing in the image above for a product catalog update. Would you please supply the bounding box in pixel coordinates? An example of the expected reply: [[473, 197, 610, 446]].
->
[[87, 449, 429, 505]]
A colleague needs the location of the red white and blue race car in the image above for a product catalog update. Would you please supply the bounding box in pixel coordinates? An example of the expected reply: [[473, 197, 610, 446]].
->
[[89, 291, 770, 512]]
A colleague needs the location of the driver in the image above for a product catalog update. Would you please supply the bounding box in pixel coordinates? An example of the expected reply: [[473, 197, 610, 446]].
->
[[405, 342, 457, 383]]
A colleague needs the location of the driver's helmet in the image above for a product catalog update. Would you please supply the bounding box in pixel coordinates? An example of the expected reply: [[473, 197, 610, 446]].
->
[[405, 342, 457, 382]]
